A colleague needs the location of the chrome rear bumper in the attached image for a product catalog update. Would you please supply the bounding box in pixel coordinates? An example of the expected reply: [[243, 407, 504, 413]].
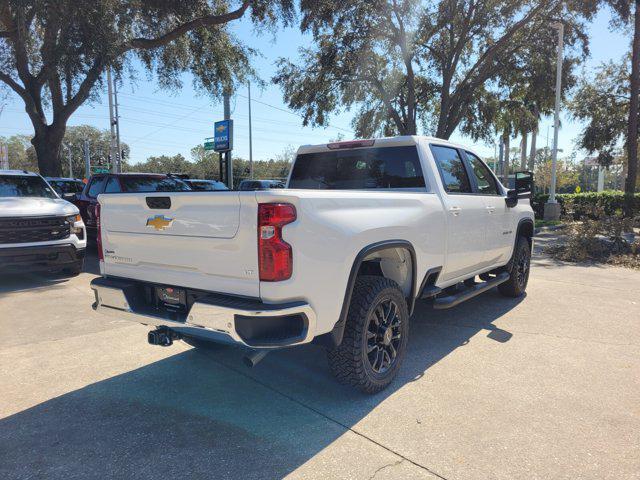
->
[[90, 277, 316, 348]]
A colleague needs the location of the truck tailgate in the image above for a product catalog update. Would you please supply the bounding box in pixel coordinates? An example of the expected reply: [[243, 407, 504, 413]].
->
[[98, 192, 260, 297]]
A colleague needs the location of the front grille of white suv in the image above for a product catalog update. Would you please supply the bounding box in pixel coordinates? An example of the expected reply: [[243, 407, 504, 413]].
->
[[0, 216, 70, 244]]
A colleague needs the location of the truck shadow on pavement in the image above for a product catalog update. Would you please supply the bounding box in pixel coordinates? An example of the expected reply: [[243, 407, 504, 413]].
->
[[0, 289, 523, 480]]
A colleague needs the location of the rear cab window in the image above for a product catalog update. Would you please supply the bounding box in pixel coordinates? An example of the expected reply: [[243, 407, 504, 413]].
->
[[289, 145, 426, 190]]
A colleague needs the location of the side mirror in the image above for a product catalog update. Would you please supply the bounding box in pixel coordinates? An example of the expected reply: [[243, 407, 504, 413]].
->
[[515, 171, 534, 195], [505, 189, 518, 208], [62, 193, 77, 202]]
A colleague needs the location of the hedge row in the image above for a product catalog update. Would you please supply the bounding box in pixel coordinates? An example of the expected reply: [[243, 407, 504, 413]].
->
[[532, 191, 640, 220]]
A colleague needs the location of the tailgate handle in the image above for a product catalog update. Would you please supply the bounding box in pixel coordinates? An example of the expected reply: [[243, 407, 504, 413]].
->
[[146, 197, 171, 209]]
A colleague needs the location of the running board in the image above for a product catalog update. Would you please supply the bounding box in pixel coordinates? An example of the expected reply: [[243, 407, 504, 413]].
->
[[433, 272, 510, 310]]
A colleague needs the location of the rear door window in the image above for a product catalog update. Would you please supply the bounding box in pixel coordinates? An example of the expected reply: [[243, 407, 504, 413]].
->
[[430, 145, 472, 194], [289, 146, 425, 190]]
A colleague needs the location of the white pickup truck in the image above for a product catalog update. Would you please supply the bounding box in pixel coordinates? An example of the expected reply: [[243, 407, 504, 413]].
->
[[91, 136, 534, 393]]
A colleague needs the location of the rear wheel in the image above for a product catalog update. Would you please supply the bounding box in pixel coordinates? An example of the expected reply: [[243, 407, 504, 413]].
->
[[327, 276, 409, 394], [498, 236, 531, 297]]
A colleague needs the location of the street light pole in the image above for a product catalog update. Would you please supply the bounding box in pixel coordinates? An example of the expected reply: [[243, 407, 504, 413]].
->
[[248, 82, 253, 179], [113, 79, 122, 173], [106, 67, 118, 174], [223, 91, 233, 188], [544, 21, 564, 220]]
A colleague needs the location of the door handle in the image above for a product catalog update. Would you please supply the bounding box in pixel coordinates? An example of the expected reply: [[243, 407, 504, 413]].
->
[[485, 206, 496, 213], [449, 206, 462, 216]]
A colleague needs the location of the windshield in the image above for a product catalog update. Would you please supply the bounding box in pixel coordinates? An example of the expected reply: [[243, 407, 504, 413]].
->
[[119, 176, 191, 192], [289, 146, 425, 190], [0, 175, 57, 198]]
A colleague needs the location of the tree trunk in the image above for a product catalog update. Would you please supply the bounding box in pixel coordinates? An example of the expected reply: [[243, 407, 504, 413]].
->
[[31, 126, 66, 176], [625, 0, 640, 207], [520, 132, 528, 170], [503, 133, 510, 186], [529, 123, 538, 172]]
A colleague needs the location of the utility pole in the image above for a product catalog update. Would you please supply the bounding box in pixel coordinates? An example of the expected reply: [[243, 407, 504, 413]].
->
[[224, 90, 233, 188], [544, 21, 564, 221], [106, 67, 118, 174], [83, 140, 91, 180], [0, 144, 8, 169], [248, 82, 253, 179], [498, 139, 504, 182], [113, 78, 122, 172]]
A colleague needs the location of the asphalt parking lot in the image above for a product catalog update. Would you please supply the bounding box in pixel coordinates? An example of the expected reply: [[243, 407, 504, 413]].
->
[[1, 238, 639, 480]]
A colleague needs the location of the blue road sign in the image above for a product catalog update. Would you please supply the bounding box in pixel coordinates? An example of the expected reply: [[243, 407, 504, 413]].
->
[[214, 120, 233, 152]]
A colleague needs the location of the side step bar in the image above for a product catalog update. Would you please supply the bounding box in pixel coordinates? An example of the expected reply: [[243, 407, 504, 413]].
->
[[433, 272, 510, 310]]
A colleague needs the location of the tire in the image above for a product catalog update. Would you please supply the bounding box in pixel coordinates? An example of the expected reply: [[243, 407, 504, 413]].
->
[[498, 236, 531, 298], [327, 276, 409, 394]]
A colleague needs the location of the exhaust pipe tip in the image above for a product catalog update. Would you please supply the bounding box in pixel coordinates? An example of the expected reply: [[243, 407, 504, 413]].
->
[[243, 349, 270, 368]]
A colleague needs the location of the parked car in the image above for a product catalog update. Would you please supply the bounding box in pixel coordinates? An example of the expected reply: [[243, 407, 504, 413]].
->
[[45, 177, 85, 200], [91, 136, 534, 393], [74, 173, 191, 237], [238, 179, 285, 190], [0, 170, 86, 276], [183, 179, 229, 191]]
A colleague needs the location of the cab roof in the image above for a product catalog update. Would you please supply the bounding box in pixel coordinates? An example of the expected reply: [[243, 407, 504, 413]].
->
[[296, 135, 472, 156]]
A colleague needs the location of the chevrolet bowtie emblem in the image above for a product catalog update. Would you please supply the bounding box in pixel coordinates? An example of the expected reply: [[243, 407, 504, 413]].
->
[[146, 215, 173, 231], [216, 124, 226, 133]]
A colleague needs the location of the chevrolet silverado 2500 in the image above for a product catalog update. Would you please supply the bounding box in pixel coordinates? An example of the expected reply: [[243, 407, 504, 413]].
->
[[91, 136, 534, 393]]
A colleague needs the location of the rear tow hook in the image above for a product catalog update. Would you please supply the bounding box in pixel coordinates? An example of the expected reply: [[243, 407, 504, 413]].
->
[[148, 328, 180, 347]]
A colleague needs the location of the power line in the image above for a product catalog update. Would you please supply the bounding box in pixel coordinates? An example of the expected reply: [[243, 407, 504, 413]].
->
[[235, 92, 354, 134], [118, 91, 354, 135]]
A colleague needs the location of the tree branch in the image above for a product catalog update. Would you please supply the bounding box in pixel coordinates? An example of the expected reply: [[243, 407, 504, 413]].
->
[[0, 71, 26, 98], [123, 1, 251, 52], [370, 75, 406, 134], [57, 57, 106, 124]]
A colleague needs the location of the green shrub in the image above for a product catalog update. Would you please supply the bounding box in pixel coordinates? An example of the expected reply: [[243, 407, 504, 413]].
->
[[532, 191, 640, 220]]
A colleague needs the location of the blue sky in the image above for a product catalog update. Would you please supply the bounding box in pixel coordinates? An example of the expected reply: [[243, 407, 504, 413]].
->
[[0, 6, 631, 166]]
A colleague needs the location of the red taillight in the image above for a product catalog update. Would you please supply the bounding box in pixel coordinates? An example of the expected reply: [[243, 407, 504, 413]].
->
[[258, 203, 296, 281], [96, 203, 104, 261]]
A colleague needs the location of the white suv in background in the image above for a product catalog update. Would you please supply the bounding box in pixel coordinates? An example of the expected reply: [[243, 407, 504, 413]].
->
[[0, 170, 87, 276]]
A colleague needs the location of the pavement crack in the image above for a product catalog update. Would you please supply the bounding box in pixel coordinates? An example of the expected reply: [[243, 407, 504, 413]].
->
[[368, 459, 404, 480], [213, 358, 448, 480]]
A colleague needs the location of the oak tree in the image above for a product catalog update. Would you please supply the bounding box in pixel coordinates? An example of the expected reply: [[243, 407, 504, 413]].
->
[[274, 0, 593, 141], [0, 0, 293, 175]]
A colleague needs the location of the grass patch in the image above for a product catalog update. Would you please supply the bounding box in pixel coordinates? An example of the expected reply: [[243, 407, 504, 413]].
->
[[535, 219, 562, 229]]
